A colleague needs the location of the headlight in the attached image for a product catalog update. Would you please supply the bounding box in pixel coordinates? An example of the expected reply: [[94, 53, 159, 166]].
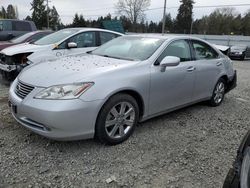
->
[[26, 60, 33, 65], [34, 82, 94, 100]]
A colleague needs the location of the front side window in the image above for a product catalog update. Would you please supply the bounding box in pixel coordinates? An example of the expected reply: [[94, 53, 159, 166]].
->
[[100, 32, 117, 45], [69, 32, 96, 48], [192, 40, 218, 60], [158, 40, 192, 63]]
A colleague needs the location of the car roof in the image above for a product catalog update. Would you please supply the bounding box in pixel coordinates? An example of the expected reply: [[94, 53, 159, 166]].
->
[[125, 33, 206, 41], [0, 19, 33, 23], [60, 27, 123, 36]]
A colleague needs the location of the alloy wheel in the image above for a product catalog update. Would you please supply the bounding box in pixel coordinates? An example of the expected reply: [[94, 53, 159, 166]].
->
[[214, 82, 225, 104], [105, 102, 135, 139]]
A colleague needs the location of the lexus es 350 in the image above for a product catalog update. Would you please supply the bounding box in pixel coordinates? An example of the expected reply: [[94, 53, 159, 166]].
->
[[9, 35, 237, 145]]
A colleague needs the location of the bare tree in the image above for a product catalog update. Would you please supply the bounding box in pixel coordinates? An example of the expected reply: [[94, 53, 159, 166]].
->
[[116, 0, 150, 25]]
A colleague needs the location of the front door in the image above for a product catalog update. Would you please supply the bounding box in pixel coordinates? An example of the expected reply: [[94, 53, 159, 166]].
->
[[149, 39, 196, 115]]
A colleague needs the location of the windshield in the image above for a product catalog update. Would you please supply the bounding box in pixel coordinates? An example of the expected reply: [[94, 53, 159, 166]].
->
[[34, 29, 79, 45], [92, 36, 164, 61], [10, 32, 35, 43], [231, 46, 247, 51]]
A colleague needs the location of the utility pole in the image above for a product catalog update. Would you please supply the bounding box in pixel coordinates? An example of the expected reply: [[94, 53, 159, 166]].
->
[[46, 0, 49, 29], [190, 19, 193, 34], [161, 0, 167, 35]]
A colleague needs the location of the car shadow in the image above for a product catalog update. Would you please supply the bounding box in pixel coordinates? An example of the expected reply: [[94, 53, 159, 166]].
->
[[22, 101, 209, 151]]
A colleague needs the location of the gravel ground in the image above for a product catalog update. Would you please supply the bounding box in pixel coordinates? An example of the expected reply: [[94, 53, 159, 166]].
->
[[0, 61, 250, 188]]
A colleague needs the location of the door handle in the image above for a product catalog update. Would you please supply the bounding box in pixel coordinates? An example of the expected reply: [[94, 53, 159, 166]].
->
[[187, 66, 196, 72], [216, 62, 222, 66]]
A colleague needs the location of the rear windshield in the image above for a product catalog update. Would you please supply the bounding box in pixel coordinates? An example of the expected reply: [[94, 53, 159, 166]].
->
[[34, 29, 79, 45], [10, 32, 34, 43], [231, 46, 247, 51]]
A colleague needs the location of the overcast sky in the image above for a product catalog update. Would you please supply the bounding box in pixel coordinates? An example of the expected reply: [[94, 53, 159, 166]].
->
[[1, 0, 250, 24]]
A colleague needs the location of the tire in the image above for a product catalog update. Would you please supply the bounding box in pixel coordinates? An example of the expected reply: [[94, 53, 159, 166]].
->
[[209, 78, 226, 107], [241, 54, 246, 61], [95, 94, 139, 145], [240, 147, 250, 188]]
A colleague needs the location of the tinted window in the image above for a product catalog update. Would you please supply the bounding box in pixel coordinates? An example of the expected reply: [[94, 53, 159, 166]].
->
[[29, 33, 49, 42], [100, 32, 117, 45], [13, 21, 31, 31], [10, 32, 34, 43], [69, 32, 96, 48], [158, 40, 191, 62], [0, 20, 12, 31], [92, 36, 164, 61], [192, 40, 218, 60]]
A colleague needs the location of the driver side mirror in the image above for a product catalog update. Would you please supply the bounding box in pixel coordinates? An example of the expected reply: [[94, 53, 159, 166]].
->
[[160, 56, 180, 72], [67, 42, 77, 49]]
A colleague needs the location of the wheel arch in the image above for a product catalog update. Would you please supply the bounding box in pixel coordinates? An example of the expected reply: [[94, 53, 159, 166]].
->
[[98, 89, 145, 120]]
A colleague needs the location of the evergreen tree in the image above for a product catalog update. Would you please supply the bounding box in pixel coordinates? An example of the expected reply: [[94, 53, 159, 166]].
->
[[31, 0, 47, 29], [72, 13, 80, 27], [176, 0, 194, 33], [6, 5, 17, 19], [50, 6, 60, 30]]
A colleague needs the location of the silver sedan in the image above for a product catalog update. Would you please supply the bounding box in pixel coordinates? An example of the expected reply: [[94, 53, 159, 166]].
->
[[9, 35, 237, 145]]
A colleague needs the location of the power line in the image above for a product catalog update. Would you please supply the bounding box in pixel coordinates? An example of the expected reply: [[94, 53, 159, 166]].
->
[[145, 3, 250, 12]]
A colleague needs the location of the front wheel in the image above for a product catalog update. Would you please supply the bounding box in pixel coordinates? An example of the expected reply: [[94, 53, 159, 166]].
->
[[95, 94, 139, 145], [209, 78, 226, 107], [241, 54, 246, 61]]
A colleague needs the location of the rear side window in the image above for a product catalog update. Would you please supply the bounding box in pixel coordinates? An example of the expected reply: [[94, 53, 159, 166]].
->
[[12, 21, 31, 31], [192, 40, 218, 60], [158, 40, 192, 62], [100, 32, 117, 45]]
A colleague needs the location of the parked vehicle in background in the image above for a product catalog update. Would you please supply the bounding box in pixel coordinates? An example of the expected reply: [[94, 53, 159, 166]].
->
[[0, 28, 122, 80], [9, 35, 236, 145], [223, 130, 250, 188], [0, 31, 52, 51], [229, 45, 250, 60], [213, 44, 230, 56], [0, 19, 37, 41]]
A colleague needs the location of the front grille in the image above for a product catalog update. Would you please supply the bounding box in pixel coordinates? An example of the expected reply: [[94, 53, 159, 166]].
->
[[15, 81, 34, 99]]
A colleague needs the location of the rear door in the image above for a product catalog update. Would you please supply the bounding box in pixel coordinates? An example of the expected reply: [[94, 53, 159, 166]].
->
[[190, 40, 224, 100]]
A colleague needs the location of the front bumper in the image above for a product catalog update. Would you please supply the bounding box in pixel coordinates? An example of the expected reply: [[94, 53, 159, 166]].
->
[[229, 53, 244, 59], [9, 80, 104, 141], [0, 63, 17, 72]]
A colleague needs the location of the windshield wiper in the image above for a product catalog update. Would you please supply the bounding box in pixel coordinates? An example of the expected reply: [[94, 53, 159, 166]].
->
[[102, 54, 135, 61]]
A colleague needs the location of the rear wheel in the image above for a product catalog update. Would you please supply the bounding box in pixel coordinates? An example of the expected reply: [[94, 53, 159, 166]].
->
[[240, 147, 250, 188], [209, 78, 226, 106], [95, 94, 139, 145]]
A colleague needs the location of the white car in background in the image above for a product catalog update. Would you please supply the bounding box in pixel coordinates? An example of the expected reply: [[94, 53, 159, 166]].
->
[[0, 28, 123, 80]]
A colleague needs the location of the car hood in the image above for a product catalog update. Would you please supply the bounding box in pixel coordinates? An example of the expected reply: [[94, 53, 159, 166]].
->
[[1, 43, 53, 56], [19, 54, 137, 87]]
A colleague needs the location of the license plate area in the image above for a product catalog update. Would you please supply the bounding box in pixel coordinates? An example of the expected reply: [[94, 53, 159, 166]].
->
[[8, 101, 17, 114]]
